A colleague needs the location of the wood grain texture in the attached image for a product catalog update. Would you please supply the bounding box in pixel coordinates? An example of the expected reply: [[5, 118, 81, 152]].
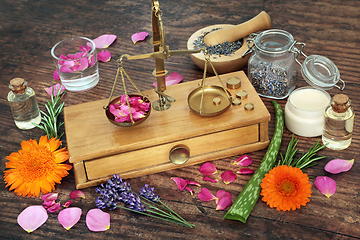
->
[[0, 0, 359, 239]]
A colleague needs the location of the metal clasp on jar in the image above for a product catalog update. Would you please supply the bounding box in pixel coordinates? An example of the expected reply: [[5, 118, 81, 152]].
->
[[241, 33, 258, 57], [290, 41, 345, 91]]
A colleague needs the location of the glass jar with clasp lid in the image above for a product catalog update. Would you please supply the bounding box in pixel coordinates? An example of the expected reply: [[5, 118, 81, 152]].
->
[[245, 29, 298, 99], [244, 29, 345, 99]]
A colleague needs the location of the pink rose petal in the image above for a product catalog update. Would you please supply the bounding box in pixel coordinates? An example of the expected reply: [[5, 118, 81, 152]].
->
[[221, 170, 237, 184], [79, 45, 91, 52], [45, 83, 66, 97], [43, 200, 56, 208], [237, 168, 255, 175], [233, 155, 253, 166], [131, 31, 149, 44], [324, 159, 354, 174], [171, 177, 189, 191], [63, 200, 72, 208], [199, 162, 217, 176], [216, 196, 232, 210], [92, 34, 117, 48], [58, 207, 82, 230], [90, 55, 96, 67], [314, 176, 337, 198], [59, 66, 74, 73], [69, 190, 85, 200], [41, 193, 58, 202], [17, 206, 48, 233], [53, 69, 60, 80], [153, 72, 183, 88], [188, 180, 201, 187], [97, 50, 111, 62], [215, 190, 232, 204], [185, 186, 194, 195], [73, 57, 89, 72], [46, 202, 61, 213], [198, 188, 217, 202], [86, 209, 110, 232], [203, 176, 218, 183]]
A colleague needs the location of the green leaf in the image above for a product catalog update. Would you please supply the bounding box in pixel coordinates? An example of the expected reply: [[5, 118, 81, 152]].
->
[[35, 84, 66, 140]]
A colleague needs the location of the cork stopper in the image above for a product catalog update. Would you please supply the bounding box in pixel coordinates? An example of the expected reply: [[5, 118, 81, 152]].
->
[[9, 78, 26, 94], [331, 94, 350, 113]]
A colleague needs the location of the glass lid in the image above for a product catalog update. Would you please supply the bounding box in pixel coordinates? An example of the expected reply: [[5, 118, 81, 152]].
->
[[301, 55, 341, 90]]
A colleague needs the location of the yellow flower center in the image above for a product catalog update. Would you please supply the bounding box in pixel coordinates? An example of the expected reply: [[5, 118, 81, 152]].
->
[[277, 178, 298, 197], [18, 147, 57, 183]]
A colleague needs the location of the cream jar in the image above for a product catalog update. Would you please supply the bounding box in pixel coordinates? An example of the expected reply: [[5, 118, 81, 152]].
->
[[285, 87, 331, 137]]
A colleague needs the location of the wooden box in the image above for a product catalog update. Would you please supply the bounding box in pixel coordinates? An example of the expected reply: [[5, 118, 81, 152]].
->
[[63, 71, 270, 189]]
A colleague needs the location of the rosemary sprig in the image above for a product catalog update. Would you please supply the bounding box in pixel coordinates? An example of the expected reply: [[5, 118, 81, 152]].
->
[[34, 86, 66, 140], [278, 134, 327, 170]]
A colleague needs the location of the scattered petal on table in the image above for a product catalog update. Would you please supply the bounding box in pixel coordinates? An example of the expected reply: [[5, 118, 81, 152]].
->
[[215, 190, 232, 204], [43, 200, 55, 208], [153, 72, 183, 88], [41, 193, 58, 202], [93, 34, 117, 48], [216, 196, 232, 210], [86, 209, 110, 232], [237, 168, 255, 175], [203, 176, 218, 183], [131, 31, 148, 44], [185, 186, 194, 195], [221, 170, 237, 184], [97, 50, 111, 62], [17, 206, 48, 233], [198, 188, 217, 202], [325, 159, 354, 174], [70, 190, 85, 200], [188, 180, 200, 187], [314, 176, 337, 198], [58, 207, 82, 230], [199, 162, 217, 176], [171, 177, 189, 191], [46, 202, 61, 213], [233, 155, 253, 166], [63, 200, 72, 208]]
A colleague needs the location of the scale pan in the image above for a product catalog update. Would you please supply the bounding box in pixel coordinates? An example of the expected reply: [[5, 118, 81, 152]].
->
[[105, 94, 151, 127], [188, 85, 232, 117]]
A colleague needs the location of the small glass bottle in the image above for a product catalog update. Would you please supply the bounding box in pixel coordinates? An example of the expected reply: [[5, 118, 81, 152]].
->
[[322, 94, 355, 150], [248, 29, 298, 99], [7, 78, 41, 130]]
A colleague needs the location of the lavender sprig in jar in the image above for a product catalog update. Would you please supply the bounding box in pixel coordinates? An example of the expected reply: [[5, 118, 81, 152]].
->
[[248, 29, 298, 99]]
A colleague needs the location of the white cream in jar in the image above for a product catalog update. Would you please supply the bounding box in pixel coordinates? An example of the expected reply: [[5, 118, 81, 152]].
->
[[285, 87, 331, 137]]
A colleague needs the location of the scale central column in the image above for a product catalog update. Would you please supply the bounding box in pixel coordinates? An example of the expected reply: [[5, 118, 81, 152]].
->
[[151, 0, 172, 111]]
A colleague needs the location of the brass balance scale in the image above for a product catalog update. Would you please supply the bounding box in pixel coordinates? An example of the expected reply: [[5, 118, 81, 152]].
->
[[63, 0, 271, 189]]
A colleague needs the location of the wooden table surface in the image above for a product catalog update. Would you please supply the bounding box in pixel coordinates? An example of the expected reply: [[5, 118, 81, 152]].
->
[[1, 0, 359, 239]]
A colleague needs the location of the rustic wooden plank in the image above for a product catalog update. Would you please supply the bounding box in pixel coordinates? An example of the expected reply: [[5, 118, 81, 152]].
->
[[0, 0, 360, 239]]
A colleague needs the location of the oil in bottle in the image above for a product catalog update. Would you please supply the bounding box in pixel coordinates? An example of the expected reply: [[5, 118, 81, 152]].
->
[[7, 78, 41, 130], [322, 94, 354, 150]]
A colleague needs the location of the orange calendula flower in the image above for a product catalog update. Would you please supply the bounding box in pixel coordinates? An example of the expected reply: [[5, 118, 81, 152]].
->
[[260, 165, 311, 211], [4, 136, 72, 197]]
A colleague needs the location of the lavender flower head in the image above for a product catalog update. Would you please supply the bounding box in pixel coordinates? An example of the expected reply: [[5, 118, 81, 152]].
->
[[140, 184, 160, 203], [95, 174, 145, 212], [94, 175, 194, 228], [118, 191, 146, 212]]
